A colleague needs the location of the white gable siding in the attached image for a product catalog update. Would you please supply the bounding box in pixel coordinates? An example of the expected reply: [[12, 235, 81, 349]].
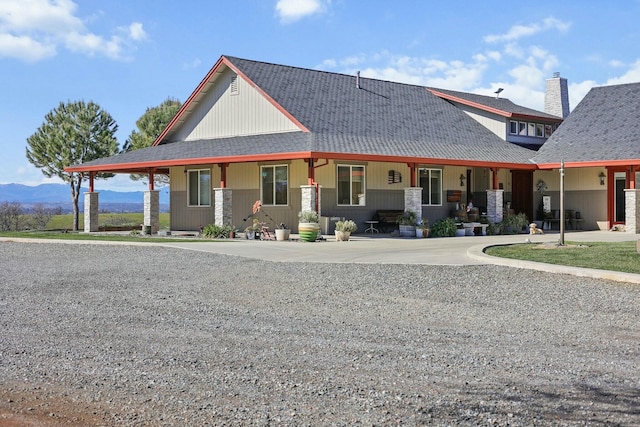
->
[[174, 68, 301, 142], [460, 108, 507, 139]]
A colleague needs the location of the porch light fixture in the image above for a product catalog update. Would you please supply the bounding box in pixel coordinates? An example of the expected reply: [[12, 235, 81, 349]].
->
[[184, 167, 187, 176], [459, 174, 466, 187], [599, 171, 606, 185]]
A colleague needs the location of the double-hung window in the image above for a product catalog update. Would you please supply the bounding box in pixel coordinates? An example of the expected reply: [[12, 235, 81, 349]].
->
[[337, 165, 365, 205], [261, 165, 288, 205], [187, 169, 211, 206], [418, 168, 442, 205]]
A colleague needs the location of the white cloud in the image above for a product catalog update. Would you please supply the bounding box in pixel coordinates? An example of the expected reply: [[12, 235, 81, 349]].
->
[[275, 0, 328, 24], [484, 16, 571, 43], [0, 0, 146, 62]]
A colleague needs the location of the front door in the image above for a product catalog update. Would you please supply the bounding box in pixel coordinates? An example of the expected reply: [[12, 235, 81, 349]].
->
[[511, 170, 534, 220]]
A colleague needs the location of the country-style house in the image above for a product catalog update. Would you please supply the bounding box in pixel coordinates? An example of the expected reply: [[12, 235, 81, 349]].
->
[[65, 55, 640, 234]]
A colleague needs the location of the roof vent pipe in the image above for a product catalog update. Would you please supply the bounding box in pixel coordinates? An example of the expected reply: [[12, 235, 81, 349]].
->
[[356, 71, 360, 89]]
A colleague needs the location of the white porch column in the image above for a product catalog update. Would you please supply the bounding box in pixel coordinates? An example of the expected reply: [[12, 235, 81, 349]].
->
[[486, 189, 504, 224], [214, 188, 233, 226], [404, 187, 422, 216], [144, 190, 160, 234], [83, 192, 99, 232], [624, 189, 640, 233]]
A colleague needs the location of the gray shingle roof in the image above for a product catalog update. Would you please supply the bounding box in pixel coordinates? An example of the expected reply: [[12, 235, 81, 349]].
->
[[533, 82, 640, 164], [75, 56, 539, 170], [225, 56, 536, 164], [429, 87, 562, 120]]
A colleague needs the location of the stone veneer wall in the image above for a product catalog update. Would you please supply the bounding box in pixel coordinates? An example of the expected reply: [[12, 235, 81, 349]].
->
[[624, 189, 640, 233], [404, 187, 422, 217], [486, 189, 504, 224], [300, 185, 319, 216], [214, 188, 233, 227], [144, 190, 159, 234], [84, 192, 99, 232]]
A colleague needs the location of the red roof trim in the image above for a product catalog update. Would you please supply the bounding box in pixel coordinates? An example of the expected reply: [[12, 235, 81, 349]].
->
[[152, 56, 309, 147], [537, 159, 640, 169], [427, 88, 562, 123], [427, 88, 513, 118], [65, 152, 537, 173]]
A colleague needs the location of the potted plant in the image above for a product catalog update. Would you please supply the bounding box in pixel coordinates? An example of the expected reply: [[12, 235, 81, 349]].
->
[[396, 210, 418, 237], [245, 218, 261, 239], [430, 217, 458, 237], [415, 218, 430, 238], [334, 219, 357, 241], [298, 210, 320, 242], [275, 222, 290, 241]]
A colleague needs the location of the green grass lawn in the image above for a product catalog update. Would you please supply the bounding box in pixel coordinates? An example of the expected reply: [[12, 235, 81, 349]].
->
[[46, 212, 171, 230], [485, 241, 640, 274]]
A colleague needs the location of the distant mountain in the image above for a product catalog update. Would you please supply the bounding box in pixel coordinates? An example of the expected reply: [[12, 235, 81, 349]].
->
[[0, 183, 170, 213]]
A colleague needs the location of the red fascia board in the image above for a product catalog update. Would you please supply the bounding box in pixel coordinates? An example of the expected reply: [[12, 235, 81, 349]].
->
[[152, 56, 309, 147], [537, 159, 640, 169], [427, 88, 562, 123], [65, 152, 537, 174], [427, 88, 512, 118]]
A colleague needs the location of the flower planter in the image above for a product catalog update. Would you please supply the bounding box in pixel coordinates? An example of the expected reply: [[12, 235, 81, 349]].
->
[[335, 230, 351, 241], [399, 225, 415, 238], [298, 222, 319, 242], [275, 228, 290, 241]]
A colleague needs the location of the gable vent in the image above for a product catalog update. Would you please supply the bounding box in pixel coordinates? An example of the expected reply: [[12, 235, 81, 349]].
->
[[230, 74, 238, 94]]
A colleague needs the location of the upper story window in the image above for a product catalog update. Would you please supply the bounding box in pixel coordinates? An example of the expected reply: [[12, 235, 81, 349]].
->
[[509, 120, 555, 138], [261, 165, 288, 205], [338, 165, 365, 206], [187, 169, 211, 207], [418, 168, 442, 205]]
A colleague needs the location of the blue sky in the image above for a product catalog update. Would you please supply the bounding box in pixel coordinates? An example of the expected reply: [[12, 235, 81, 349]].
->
[[3, 0, 640, 191]]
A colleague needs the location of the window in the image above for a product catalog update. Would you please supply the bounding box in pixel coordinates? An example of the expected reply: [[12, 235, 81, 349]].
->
[[187, 169, 211, 206], [518, 122, 527, 136], [536, 123, 544, 137], [509, 121, 518, 134], [337, 165, 365, 205], [418, 168, 442, 205], [528, 123, 536, 136], [261, 165, 288, 205]]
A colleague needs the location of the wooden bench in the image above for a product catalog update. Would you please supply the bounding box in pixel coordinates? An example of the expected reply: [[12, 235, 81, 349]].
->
[[372, 210, 404, 233]]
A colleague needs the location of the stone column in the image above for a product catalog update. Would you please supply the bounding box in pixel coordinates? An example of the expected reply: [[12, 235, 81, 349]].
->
[[624, 189, 640, 233], [214, 188, 233, 227], [404, 187, 422, 216], [83, 192, 99, 232], [486, 189, 504, 224], [144, 190, 160, 234], [300, 185, 318, 214]]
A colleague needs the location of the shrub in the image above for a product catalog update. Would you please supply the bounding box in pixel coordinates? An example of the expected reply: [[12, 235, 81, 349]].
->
[[335, 219, 357, 232], [202, 224, 234, 238], [298, 210, 319, 223], [430, 217, 457, 237]]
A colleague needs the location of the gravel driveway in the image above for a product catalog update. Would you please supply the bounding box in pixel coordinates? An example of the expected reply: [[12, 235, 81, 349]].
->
[[1, 241, 639, 426]]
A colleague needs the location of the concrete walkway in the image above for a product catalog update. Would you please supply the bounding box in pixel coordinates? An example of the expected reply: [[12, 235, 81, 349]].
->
[[160, 230, 640, 284], [3, 230, 640, 284]]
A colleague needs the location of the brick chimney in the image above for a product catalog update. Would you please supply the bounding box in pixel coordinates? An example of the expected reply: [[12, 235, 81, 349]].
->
[[544, 72, 570, 118]]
